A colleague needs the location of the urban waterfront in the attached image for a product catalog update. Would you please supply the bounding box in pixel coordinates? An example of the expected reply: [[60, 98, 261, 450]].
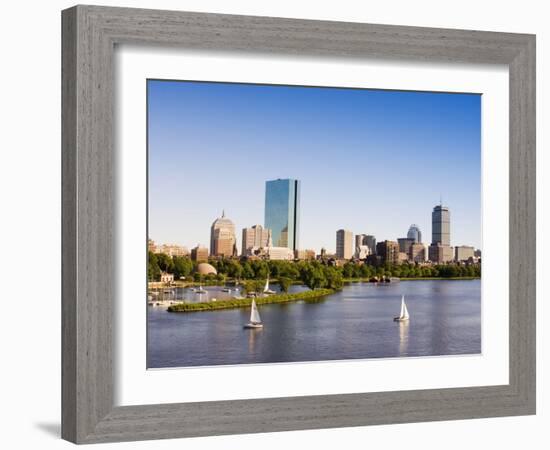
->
[[147, 279, 481, 368]]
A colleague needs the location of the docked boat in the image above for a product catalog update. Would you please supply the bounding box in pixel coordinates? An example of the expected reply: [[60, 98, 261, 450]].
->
[[263, 276, 276, 295], [393, 295, 410, 322], [243, 299, 263, 329]]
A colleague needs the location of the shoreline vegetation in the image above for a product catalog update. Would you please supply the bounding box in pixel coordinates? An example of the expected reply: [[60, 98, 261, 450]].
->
[[167, 288, 335, 313], [148, 251, 481, 290]]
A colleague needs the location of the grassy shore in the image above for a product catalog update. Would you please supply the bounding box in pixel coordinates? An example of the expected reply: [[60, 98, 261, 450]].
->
[[167, 288, 335, 313]]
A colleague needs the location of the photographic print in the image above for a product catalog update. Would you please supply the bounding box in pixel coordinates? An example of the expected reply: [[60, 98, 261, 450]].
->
[[146, 80, 481, 369]]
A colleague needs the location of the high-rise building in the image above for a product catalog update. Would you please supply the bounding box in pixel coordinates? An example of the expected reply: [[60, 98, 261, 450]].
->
[[407, 224, 422, 243], [241, 225, 270, 255], [336, 229, 353, 259], [397, 238, 415, 255], [432, 204, 450, 246], [364, 235, 377, 255], [210, 210, 236, 257], [430, 204, 452, 263], [355, 234, 366, 249], [191, 245, 209, 262], [264, 179, 300, 251], [376, 240, 400, 265]]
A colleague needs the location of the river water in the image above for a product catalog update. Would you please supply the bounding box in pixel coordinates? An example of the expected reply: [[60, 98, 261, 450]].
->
[[147, 279, 481, 368]]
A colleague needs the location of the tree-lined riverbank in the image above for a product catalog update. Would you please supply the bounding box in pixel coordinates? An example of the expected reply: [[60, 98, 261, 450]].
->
[[167, 288, 335, 313]]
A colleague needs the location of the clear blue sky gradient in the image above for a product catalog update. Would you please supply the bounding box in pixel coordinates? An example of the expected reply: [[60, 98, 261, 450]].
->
[[148, 80, 481, 252]]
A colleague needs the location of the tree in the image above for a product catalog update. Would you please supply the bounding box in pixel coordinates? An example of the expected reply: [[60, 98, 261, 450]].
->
[[278, 276, 291, 293], [172, 256, 193, 279], [147, 252, 161, 281], [301, 263, 326, 290], [324, 266, 343, 289]]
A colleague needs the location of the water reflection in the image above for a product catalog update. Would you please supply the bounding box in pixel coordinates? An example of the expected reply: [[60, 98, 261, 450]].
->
[[398, 321, 410, 356]]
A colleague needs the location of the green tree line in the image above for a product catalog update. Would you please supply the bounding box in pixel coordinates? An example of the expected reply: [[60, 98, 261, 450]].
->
[[148, 252, 480, 288]]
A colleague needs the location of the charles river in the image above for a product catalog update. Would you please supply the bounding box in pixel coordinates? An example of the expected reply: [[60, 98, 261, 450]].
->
[[147, 279, 481, 368]]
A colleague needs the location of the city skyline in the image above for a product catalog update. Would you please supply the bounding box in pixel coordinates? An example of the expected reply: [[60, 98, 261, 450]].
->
[[148, 80, 481, 252]]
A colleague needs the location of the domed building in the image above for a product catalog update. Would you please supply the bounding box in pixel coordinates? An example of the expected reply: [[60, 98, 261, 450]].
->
[[197, 262, 217, 276], [210, 210, 237, 257]]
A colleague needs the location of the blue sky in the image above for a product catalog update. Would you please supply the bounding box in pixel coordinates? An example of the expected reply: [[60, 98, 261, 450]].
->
[[148, 80, 481, 252]]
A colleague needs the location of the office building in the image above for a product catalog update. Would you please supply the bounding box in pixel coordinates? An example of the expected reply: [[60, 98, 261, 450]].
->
[[455, 245, 475, 262], [364, 235, 377, 255], [295, 249, 316, 260], [264, 179, 300, 251], [355, 245, 370, 259], [407, 224, 422, 243], [429, 243, 454, 263], [355, 234, 366, 249], [210, 210, 236, 257], [155, 243, 189, 257], [376, 240, 399, 265], [432, 204, 450, 246], [265, 246, 294, 261], [336, 229, 354, 259], [191, 245, 209, 262], [397, 238, 415, 255], [242, 225, 271, 255], [409, 243, 427, 262], [430, 204, 452, 263]]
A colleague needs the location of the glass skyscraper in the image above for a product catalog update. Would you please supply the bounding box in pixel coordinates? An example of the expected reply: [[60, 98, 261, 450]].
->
[[264, 179, 300, 251]]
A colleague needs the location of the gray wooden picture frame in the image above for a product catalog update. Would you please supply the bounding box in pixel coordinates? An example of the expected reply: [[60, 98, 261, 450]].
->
[[61, 4, 536, 444]]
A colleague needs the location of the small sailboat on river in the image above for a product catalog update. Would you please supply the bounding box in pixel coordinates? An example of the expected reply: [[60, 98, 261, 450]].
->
[[263, 276, 276, 295], [243, 299, 263, 329], [393, 295, 410, 322]]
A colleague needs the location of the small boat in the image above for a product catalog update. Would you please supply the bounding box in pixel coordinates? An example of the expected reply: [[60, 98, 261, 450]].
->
[[263, 277, 276, 295], [195, 284, 207, 294], [394, 295, 410, 322], [243, 299, 263, 329]]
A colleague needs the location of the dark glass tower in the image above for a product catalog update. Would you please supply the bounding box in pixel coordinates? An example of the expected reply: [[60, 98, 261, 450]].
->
[[264, 179, 300, 251]]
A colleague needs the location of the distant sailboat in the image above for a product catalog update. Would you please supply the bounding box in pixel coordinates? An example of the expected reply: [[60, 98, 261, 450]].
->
[[263, 276, 276, 295], [195, 284, 207, 294], [243, 299, 263, 329], [393, 295, 410, 322]]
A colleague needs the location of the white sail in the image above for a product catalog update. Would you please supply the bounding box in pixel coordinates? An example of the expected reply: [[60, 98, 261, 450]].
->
[[250, 299, 261, 324], [263, 277, 270, 293], [399, 296, 405, 318], [402, 297, 409, 320]]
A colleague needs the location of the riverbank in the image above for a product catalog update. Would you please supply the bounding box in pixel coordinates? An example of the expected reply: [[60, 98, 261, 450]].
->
[[343, 276, 480, 282], [167, 288, 335, 313]]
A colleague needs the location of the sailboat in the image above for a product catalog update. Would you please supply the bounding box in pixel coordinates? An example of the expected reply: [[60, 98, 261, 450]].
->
[[243, 299, 263, 329], [195, 284, 207, 294], [263, 276, 276, 295], [393, 295, 410, 322]]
